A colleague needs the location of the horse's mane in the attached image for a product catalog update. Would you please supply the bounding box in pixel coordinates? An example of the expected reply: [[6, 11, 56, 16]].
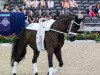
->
[[56, 14, 76, 22], [51, 14, 76, 30], [56, 15, 66, 21]]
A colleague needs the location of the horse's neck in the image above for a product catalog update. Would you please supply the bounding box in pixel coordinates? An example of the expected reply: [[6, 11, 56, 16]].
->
[[52, 17, 72, 33]]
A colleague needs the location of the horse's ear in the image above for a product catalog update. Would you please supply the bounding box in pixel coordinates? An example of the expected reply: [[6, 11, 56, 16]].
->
[[74, 15, 78, 20], [68, 12, 76, 19]]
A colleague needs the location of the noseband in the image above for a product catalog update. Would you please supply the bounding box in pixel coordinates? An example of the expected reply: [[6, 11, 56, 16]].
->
[[68, 20, 81, 36]]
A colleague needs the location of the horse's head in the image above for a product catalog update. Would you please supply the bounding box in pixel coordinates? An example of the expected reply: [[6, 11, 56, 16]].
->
[[68, 14, 84, 42]]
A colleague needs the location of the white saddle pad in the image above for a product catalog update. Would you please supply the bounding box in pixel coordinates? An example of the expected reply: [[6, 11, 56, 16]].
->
[[26, 19, 55, 31], [26, 23, 40, 31]]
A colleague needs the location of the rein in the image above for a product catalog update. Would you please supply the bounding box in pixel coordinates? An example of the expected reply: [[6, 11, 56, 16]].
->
[[50, 20, 81, 35], [50, 28, 67, 35]]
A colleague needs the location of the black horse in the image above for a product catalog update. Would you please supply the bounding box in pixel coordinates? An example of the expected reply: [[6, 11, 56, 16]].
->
[[11, 14, 84, 75]]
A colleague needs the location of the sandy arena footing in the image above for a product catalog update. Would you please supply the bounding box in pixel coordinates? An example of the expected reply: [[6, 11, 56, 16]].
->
[[0, 41, 100, 75]]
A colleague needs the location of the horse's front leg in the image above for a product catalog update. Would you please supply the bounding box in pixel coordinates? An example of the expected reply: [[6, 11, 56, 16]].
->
[[54, 49, 63, 67], [32, 50, 40, 75], [47, 48, 54, 75]]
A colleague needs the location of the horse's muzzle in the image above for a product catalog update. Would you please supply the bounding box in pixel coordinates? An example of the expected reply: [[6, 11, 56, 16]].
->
[[68, 34, 76, 42]]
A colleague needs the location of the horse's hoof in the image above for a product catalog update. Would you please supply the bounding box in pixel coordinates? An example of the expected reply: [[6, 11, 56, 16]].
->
[[35, 73, 38, 75], [47, 72, 53, 75], [13, 73, 16, 75], [59, 62, 63, 67]]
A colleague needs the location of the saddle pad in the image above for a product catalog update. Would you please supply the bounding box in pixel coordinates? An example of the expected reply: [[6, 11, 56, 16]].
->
[[26, 23, 40, 31], [26, 19, 55, 31]]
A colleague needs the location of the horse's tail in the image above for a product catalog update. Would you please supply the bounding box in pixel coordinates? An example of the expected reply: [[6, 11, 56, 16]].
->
[[11, 29, 28, 67]]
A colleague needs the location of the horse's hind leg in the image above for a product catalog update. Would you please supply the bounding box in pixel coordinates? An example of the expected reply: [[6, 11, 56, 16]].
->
[[32, 50, 40, 75], [12, 62, 18, 75]]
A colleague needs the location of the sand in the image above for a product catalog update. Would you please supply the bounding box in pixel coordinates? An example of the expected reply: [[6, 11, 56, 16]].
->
[[0, 42, 100, 75]]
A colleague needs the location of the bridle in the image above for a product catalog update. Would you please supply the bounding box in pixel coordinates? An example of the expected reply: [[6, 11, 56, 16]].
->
[[67, 20, 81, 36]]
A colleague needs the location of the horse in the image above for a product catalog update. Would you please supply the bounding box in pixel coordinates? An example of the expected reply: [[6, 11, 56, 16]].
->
[[11, 14, 84, 75]]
